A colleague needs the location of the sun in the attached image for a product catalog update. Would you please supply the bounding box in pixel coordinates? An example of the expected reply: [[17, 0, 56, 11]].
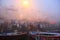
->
[[21, 0, 30, 8], [23, 0, 29, 5]]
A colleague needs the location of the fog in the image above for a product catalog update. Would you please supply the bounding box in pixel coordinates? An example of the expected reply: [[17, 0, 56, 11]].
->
[[0, 0, 60, 22]]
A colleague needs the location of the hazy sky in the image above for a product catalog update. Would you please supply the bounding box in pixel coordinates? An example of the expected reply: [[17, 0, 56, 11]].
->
[[0, 0, 60, 22]]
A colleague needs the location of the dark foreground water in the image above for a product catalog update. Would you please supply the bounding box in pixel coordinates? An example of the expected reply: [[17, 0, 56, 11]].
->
[[0, 34, 35, 40]]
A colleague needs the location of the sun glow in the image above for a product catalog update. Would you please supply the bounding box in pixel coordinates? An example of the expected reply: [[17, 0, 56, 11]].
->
[[23, 0, 29, 5], [21, 0, 31, 8]]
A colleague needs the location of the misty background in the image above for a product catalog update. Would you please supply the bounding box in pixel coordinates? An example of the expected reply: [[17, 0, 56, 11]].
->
[[0, 0, 60, 22]]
